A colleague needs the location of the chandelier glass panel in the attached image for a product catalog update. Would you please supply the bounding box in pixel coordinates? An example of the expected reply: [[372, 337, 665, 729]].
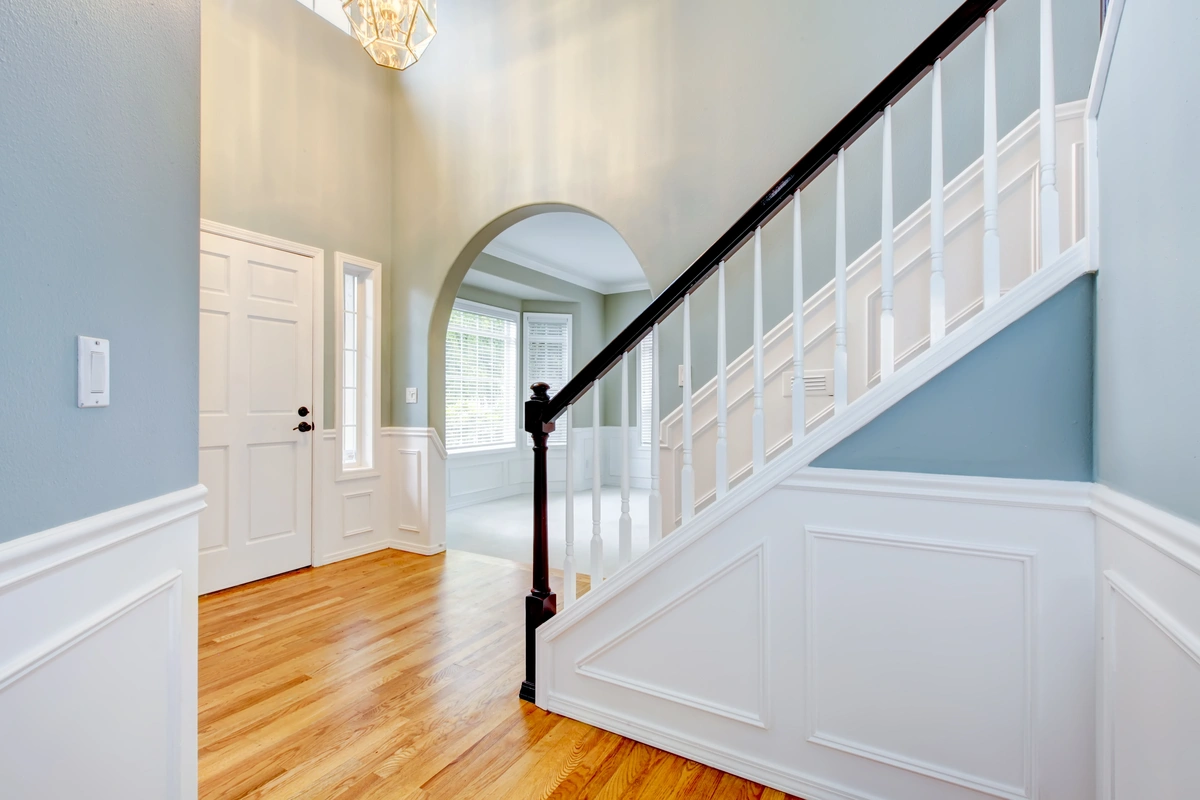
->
[[342, 0, 437, 71]]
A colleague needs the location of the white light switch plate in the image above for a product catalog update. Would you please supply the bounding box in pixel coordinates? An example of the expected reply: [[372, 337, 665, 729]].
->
[[77, 336, 110, 408], [406, 387, 418, 404], [678, 365, 685, 387]]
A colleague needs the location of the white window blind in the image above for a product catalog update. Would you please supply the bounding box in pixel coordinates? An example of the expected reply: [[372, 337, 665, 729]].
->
[[523, 313, 572, 445], [341, 265, 375, 470], [446, 302, 518, 452], [640, 330, 654, 446]]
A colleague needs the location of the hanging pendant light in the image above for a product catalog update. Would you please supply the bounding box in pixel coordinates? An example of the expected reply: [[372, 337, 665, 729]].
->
[[342, 0, 437, 71]]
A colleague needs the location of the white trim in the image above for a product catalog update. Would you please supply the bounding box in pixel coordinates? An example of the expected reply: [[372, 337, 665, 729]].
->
[[389, 538, 447, 556], [382, 426, 448, 460], [483, 240, 650, 295], [1087, 0, 1127, 121], [1092, 484, 1200, 577], [544, 693, 881, 800], [575, 542, 769, 728], [0, 569, 183, 692], [335, 252, 383, 481], [0, 485, 207, 593], [540, 240, 1092, 641], [804, 526, 1036, 800], [199, 219, 324, 571], [1100, 568, 1200, 800], [784, 467, 1093, 511]]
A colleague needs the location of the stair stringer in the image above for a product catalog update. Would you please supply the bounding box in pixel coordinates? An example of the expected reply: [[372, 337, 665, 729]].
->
[[535, 241, 1095, 800]]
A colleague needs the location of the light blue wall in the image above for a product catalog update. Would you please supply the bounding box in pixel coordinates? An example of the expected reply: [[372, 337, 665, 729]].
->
[[1093, 0, 1200, 523], [0, 0, 200, 542], [813, 276, 1094, 480]]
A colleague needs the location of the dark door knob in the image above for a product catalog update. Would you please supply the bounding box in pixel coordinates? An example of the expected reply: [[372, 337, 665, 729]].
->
[[298, 406, 310, 417], [293, 421, 312, 433]]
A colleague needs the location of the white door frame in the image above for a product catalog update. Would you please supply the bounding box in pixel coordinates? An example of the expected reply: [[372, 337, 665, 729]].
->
[[199, 219, 325, 569]]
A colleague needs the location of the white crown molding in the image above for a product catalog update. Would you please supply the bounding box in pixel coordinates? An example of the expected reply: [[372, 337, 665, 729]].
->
[[785, 468, 1093, 511], [539, 240, 1092, 640], [482, 241, 650, 295], [1092, 484, 1200, 577], [0, 485, 207, 593]]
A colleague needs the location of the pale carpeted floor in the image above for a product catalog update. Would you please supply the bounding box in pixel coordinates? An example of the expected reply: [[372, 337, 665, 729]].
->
[[446, 487, 652, 576]]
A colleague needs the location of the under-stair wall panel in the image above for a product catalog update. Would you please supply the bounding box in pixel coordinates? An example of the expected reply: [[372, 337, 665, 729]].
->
[[540, 468, 1095, 800]]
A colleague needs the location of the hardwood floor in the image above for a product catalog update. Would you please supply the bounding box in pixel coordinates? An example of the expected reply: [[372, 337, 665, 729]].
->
[[199, 549, 798, 799]]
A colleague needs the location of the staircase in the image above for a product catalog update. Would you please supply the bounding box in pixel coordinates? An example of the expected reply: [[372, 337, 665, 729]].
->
[[518, 1, 1101, 798]]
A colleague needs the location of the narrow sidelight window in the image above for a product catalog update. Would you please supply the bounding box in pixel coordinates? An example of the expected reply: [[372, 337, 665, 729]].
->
[[337, 253, 381, 474]]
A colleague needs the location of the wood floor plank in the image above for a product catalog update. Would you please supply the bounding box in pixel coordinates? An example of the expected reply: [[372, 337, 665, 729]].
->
[[199, 549, 790, 800]]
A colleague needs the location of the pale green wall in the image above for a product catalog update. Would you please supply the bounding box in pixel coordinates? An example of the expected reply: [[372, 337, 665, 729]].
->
[[601, 291, 653, 426], [0, 0, 200, 542], [1093, 0, 1200, 523], [201, 0, 394, 429]]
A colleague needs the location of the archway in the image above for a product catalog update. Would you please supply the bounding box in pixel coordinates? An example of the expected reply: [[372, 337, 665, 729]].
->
[[430, 204, 652, 572]]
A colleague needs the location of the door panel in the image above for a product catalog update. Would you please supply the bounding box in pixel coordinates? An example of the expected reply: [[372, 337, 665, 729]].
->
[[198, 230, 314, 594]]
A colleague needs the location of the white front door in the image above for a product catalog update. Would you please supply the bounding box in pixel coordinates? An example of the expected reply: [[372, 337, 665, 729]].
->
[[198, 229, 315, 594]]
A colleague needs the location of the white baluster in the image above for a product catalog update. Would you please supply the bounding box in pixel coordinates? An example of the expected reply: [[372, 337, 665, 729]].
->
[[619, 353, 631, 568], [881, 106, 896, 380], [591, 384, 603, 584], [983, 10, 1001, 307], [716, 262, 729, 499], [930, 58, 946, 344], [752, 226, 766, 471], [681, 293, 696, 523], [648, 323, 662, 544], [1039, 0, 1061, 267], [792, 194, 806, 443], [834, 150, 848, 412], [563, 405, 576, 606]]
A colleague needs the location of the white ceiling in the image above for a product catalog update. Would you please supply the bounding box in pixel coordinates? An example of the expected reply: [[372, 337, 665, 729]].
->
[[483, 212, 648, 295]]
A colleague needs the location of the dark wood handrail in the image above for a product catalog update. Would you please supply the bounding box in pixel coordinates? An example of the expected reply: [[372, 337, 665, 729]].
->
[[541, 0, 1007, 426]]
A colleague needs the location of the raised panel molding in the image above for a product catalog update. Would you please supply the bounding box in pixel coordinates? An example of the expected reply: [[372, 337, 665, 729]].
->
[[576, 543, 768, 727], [1101, 570, 1200, 800], [804, 527, 1035, 800], [341, 490, 373, 537]]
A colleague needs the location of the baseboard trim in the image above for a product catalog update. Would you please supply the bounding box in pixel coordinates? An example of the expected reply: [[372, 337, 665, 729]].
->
[[1092, 484, 1200, 577], [546, 694, 879, 800], [389, 539, 447, 557], [0, 485, 207, 593]]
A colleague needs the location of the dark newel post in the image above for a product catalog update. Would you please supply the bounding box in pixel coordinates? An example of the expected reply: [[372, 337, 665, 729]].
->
[[520, 382, 557, 703]]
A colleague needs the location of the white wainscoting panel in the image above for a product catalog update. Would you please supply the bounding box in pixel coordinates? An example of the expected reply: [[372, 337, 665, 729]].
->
[[313, 431, 392, 565], [385, 427, 447, 556], [0, 486, 204, 800], [539, 468, 1095, 800], [1094, 486, 1200, 800]]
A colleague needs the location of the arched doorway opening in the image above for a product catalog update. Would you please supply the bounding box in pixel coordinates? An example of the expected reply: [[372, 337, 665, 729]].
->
[[429, 205, 652, 578]]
